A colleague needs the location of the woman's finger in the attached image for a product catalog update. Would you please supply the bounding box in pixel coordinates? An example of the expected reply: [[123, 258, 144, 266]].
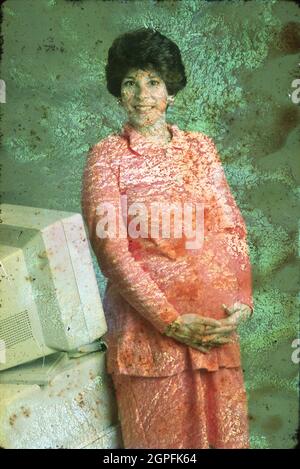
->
[[222, 303, 230, 313], [222, 303, 236, 316], [195, 346, 210, 353], [172, 331, 191, 341], [207, 337, 233, 345], [201, 334, 232, 344], [217, 316, 237, 327], [189, 343, 211, 353], [198, 317, 222, 327], [175, 337, 210, 353], [201, 335, 217, 344], [204, 325, 237, 335], [187, 320, 221, 332]]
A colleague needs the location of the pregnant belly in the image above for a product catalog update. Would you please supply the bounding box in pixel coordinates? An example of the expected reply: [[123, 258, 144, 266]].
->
[[142, 232, 241, 319]]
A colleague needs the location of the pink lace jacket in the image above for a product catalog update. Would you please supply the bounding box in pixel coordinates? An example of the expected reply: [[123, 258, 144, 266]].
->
[[81, 122, 253, 376]]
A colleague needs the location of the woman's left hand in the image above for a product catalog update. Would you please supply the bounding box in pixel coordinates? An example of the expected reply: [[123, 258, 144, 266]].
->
[[204, 302, 252, 335]]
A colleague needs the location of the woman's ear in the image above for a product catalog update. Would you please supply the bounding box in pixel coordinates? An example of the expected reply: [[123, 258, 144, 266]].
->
[[167, 95, 175, 106]]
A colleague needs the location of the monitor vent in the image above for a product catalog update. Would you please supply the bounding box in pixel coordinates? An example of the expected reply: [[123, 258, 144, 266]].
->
[[0, 310, 34, 348]]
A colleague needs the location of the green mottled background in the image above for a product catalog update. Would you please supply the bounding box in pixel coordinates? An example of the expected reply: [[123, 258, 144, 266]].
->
[[1, 0, 299, 449]]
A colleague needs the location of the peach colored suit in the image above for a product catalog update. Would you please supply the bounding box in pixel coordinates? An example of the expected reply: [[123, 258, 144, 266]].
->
[[81, 122, 253, 448]]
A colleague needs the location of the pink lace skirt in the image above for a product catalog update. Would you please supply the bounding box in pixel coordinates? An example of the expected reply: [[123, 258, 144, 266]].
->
[[111, 367, 250, 449]]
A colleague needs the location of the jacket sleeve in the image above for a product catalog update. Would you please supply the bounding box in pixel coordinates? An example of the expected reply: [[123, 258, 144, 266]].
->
[[200, 134, 254, 314], [81, 140, 180, 333]]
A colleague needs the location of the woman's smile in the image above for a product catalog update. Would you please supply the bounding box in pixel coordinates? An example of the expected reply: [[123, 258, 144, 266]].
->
[[134, 105, 154, 113], [134, 105, 154, 112]]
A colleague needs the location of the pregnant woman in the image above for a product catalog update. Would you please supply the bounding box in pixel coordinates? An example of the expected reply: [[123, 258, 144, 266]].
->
[[81, 28, 253, 449]]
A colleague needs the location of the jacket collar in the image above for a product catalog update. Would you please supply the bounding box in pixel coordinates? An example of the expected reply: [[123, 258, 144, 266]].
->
[[121, 121, 185, 155]]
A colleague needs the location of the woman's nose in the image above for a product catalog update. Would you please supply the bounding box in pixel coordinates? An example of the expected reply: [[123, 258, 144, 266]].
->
[[135, 84, 150, 99]]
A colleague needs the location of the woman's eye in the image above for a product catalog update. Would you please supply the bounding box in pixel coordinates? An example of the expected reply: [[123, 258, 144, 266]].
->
[[122, 79, 160, 88]]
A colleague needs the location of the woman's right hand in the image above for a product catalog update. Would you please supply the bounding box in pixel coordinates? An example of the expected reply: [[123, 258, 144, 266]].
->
[[164, 313, 237, 353]]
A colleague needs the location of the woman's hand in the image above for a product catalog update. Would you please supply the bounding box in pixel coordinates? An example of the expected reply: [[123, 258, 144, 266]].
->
[[204, 303, 252, 330], [223, 302, 252, 323], [164, 313, 237, 353], [164, 304, 252, 353]]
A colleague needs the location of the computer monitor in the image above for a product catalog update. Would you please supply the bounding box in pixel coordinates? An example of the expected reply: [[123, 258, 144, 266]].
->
[[0, 203, 107, 371]]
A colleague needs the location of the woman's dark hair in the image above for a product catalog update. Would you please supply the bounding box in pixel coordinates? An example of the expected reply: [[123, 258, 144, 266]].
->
[[105, 28, 187, 98]]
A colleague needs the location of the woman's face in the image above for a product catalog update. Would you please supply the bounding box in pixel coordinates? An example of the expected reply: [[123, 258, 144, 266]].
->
[[120, 68, 171, 128]]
